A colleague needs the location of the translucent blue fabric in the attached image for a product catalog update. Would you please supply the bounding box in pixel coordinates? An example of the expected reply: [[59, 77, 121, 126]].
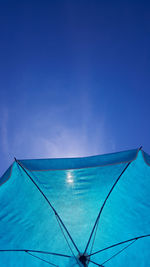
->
[[0, 149, 150, 266]]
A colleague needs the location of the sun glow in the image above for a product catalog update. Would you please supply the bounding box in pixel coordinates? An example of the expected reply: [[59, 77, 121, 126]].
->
[[67, 171, 74, 184]]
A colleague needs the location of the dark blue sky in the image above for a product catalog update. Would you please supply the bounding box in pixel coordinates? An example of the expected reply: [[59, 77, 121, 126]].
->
[[0, 0, 150, 176]]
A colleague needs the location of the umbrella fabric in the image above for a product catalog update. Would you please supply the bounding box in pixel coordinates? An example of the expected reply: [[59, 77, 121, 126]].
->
[[0, 148, 150, 266]]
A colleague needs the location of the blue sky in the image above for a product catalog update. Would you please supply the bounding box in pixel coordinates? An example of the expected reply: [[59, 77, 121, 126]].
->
[[0, 0, 150, 176]]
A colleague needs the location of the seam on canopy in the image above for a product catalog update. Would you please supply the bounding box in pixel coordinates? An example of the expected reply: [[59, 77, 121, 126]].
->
[[0, 148, 141, 186], [141, 150, 150, 167], [0, 163, 14, 187], [18, 149, 139, 172]]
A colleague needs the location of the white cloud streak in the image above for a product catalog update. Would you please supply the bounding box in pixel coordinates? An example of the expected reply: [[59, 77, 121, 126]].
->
[[11, 119, 111, 160], [0, 96, 116, 162]]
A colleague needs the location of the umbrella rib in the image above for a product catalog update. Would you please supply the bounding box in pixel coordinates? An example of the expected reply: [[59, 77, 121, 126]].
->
[[100, 239, 136, 265], [89, 241, 136, 267], [89, 259, 104, 266], [15, 158, 80, 254], [89, 234, 150, 256], [84, 161, 131, 254], [0, 249, 71, 258], [25, 251, 59, 266], [55, 216, 82, 267], [89, 219, 99, 255]]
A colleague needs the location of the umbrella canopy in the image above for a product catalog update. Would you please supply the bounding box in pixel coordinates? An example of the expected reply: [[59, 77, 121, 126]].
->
[[0, 148, 150, 266]]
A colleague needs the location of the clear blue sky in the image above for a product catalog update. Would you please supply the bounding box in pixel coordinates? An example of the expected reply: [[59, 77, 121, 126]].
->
[[0, 0, 150, 176]]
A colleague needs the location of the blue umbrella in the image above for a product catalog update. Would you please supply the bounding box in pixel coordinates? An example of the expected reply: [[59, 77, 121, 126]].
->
[[0, 147, 150, 266]]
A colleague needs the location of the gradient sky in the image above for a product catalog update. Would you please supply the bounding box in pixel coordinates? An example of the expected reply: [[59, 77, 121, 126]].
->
[[0, 0, 150, 176]]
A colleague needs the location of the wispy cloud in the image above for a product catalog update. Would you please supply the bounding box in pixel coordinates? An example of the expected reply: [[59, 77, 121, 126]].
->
[[11, 119, 112, 160], [34, 127, 102, 158], [0, 94, 116, 162]]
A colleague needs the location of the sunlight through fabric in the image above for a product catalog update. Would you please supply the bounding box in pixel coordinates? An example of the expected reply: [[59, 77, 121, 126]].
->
[[0, 148, 150, 266]]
